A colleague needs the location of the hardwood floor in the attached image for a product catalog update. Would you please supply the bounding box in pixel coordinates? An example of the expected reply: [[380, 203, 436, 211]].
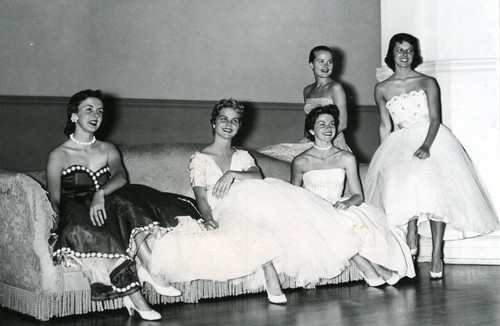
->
[[1, 263, 499, 325]]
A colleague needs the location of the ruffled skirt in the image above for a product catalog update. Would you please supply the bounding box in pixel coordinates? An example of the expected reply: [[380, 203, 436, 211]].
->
[[54, 184, 201, 299], [213, 178, 362, 287], [339, 202, 415, 278], [150, 216, 280, 288]]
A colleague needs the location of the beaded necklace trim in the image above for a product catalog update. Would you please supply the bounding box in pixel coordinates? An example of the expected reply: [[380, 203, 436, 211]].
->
[[62, 165, 111, 191]]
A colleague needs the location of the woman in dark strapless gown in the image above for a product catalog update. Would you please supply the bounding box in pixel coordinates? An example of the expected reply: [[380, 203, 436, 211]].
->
[[47, 89, 202, 320]]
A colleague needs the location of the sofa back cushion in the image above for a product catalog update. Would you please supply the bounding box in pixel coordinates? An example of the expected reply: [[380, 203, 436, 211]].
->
[[120, 143, 204, 197], [120, 143, 292, 198]]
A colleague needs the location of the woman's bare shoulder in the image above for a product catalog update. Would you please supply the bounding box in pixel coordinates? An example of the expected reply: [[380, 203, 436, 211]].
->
[[292, 149, 314, 166], [303, 83, 315, 97]]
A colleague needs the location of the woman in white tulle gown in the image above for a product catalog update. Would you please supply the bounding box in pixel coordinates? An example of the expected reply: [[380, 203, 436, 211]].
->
[[365, 33, 499, 279], [292, 105, 415, 286], [259, 45, 350, 162]]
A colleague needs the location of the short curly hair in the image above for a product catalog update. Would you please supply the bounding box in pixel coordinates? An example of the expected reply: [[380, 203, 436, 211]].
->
[[384, 33, 423, 71], [210, 98, 245, 132], [64, 89, 103, 136], [305, 105, 340, 141]]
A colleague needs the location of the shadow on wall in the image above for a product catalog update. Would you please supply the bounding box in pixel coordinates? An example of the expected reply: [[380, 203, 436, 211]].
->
[[233, 101, 258, 148], [330, 47, 377, 163], [97, 94, 118, 142]]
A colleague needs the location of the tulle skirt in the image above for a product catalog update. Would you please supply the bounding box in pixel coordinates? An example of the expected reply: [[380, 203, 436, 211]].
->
[[150, 216, 280, 288], [213, 178, 362, 287], [365, 123, 499, 240], [340, 202, 415, 278]]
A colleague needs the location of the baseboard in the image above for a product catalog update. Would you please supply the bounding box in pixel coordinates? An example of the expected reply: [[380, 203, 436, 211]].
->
[[416, 232, 500, 265]]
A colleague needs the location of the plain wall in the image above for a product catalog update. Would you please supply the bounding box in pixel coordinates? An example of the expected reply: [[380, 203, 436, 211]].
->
[[0, 0, 380, 104]]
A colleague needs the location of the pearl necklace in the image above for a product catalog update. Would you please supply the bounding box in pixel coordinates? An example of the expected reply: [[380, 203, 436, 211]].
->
[[313, 144, 332, 150], [70, 133, 96, 146]]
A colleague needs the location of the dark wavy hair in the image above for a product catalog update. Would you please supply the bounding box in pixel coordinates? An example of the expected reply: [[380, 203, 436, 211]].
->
[[64, 89, 103, 136], [210, 98, 245, 134], [305, 105, 340, 141], [384, 33, 423, 71], [308, 45, 333, 64]]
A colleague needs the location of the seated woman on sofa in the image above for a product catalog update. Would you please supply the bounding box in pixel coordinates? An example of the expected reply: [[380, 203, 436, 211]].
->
[[47, 89, 202, 320], [291, 105, 415, 286], [152, 98, 402, 292], [151, 99, 286, 304]]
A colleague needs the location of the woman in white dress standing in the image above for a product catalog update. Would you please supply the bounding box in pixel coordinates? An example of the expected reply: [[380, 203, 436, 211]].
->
[[364, 33, 499, 278], [292, 105, 415, 286], [259, 45, 350, 162]]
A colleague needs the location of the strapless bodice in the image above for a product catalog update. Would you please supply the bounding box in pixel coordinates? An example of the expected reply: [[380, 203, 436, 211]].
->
[[302, 168, 345, 204], [61, 165, 110, 198], [385, 90, 430, 129], [304, 97, 334, 114]]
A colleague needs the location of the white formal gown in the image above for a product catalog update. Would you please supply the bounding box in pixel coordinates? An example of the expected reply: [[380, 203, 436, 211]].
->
[[365, 90, 499, 240], [303, 168, 415, 278]]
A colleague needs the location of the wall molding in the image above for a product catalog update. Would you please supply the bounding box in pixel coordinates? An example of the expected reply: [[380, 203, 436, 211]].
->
[[417, 233, 500, 265], [0, 95, 376, 112]]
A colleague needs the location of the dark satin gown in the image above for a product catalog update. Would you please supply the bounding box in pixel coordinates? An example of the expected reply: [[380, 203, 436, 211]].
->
[[53, 165, 201, 300]]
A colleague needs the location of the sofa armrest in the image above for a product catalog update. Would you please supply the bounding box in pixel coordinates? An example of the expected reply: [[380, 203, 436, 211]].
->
[[0, 171, 63, 292]]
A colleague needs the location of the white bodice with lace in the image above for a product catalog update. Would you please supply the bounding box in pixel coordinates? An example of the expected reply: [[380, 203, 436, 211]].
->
[[386, 90, 430, 129], [303, 168, 345, 204], [304, 97, 334, 114]]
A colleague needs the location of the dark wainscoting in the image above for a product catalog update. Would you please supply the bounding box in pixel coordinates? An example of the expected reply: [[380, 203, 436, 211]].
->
[[0, 96, 380, 171]]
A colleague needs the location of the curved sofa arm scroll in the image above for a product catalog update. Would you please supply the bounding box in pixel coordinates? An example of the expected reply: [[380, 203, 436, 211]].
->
[[0, 171, 62, 292]]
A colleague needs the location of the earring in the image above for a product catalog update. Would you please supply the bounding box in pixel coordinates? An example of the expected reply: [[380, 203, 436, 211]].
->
[[71, 114, 78, 123]]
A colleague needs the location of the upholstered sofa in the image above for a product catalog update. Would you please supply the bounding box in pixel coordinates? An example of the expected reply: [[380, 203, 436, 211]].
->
[[0, 143, 363, 321]]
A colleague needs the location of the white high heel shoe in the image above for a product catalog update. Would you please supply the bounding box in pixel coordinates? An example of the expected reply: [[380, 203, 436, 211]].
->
[[263, 281, 287, 304], [385, 272, 401, 286], [137, 266, 182, 297], [358, 270, 385, 287], [429, 260, 444, 279], [267, 292, 287, 305], [122, 296, 161, 321]]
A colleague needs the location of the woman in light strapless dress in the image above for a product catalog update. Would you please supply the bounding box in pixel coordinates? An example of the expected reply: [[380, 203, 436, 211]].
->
[[259, 46, 350, 162], [365, 33, 499, 279], [292, 105, 415, 286]]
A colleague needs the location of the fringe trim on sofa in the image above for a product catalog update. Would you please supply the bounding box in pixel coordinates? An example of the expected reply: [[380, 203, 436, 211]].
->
[[1, 265, 361, 321], [0, 282, 120, 321], [146, 264, 362, 305]]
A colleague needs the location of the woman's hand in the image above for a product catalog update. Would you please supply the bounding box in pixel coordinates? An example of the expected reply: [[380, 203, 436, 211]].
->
[[90, 190, 107, 226], [204, 218, 219, 230], [212, 171, 234, 199], [414, 145, 430, 159], [333, 201, 350, 210]]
